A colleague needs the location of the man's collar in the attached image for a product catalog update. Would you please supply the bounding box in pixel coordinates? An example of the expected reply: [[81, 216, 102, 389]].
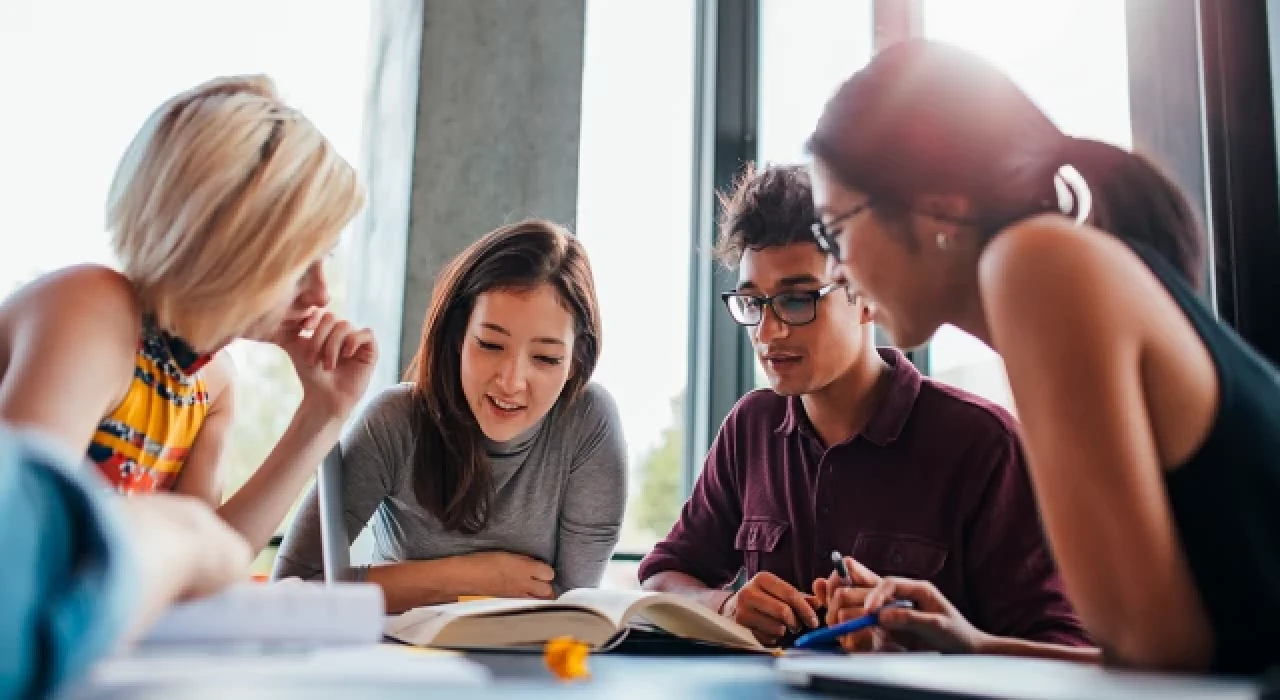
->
[[774, 347, 923, 447]]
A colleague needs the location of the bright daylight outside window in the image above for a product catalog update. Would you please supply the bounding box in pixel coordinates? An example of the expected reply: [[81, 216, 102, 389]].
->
[[755, 0, 874, 389], [576, 1, 696, 588], [0, 0, 371, 576], [922, 0, 1132, 411]]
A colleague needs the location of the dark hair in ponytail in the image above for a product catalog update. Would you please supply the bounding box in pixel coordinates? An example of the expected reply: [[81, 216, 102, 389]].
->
[[806, 38, 1205, 288], [1060, 138, 1203, 288]]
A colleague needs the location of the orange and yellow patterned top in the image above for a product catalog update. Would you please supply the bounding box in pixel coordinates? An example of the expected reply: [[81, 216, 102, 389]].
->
[[88, 316, 213, 494]]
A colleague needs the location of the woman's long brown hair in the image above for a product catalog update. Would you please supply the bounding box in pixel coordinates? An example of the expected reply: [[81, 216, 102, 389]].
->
[[404, 219, 602, 534]]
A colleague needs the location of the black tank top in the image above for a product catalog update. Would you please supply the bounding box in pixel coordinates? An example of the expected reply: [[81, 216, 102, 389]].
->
[[1128, 240, 1280, 675]]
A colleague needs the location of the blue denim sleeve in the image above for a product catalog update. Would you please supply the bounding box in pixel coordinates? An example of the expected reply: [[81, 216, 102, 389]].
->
[[0, 427, 137, 700]]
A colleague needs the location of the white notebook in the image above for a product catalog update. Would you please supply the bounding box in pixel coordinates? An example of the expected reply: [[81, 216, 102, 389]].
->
[[84, 646, 491, 690], [140, 581, 385, 648]]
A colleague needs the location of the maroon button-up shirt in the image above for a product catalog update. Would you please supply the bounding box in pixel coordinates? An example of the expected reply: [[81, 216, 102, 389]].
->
[[639, 348, 1088, 645]]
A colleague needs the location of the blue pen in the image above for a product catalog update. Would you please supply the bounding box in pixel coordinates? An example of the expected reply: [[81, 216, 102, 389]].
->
[[792, 600, 915, 650]]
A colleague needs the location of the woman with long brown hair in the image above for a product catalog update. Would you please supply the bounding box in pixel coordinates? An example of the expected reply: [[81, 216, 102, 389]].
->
[[276, 219, 626, 612]]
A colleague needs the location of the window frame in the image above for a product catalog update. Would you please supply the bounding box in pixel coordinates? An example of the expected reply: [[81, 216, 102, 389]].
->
[[680, 0, 924, 498], [1197, 0, 1280, 361], [679, 0, 1273, 499], [682, 0, 760, 496], [302, 0, 1280, 563]]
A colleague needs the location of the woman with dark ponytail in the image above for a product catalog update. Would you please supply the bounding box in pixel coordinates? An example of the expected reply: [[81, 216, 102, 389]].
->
[[809, 39, 1280, 674]]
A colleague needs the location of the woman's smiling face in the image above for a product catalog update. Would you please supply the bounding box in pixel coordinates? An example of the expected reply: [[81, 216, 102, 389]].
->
[[459, 284, 576, 442]]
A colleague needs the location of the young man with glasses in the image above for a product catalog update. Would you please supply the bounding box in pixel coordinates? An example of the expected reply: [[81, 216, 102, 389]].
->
[[638, 165, 1089, 652]]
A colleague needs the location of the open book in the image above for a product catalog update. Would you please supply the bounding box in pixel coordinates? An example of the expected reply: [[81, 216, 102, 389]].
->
[[384, 588, 766, 653]]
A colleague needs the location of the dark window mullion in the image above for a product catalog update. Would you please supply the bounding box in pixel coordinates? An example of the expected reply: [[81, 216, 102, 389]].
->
[[683, 0, 759, 497]]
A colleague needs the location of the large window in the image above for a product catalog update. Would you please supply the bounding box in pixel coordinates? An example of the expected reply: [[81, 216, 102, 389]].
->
[[758, 0, 874, 166], [748, 1, 1133, 411], [0, 1, 371, 576], [921, 0, 1132, 411], [576, 1, 697, 588]]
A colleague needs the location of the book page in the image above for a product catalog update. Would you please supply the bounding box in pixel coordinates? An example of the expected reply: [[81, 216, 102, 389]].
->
[[559, 589, 763, 651], [385, 606, 461, 645], [637, 597, 763, 650], [385, 598, 596, 646], [387, 591, 762, 651], [558, 588, 660, 626]]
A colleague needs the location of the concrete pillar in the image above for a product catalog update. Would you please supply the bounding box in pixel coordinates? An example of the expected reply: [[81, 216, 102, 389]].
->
[[343, 0, 586, 564], [351, 0, 587, 383], [399, 0, 587, 371]]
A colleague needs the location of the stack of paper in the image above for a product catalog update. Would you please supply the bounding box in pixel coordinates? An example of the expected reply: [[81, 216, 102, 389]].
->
[[75, 581, 492, 693], [140, 581, 385, 648], [85, 646, 490, 689]]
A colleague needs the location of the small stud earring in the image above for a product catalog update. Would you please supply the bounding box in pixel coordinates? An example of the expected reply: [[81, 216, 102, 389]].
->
[[935, 232, 951, 250]]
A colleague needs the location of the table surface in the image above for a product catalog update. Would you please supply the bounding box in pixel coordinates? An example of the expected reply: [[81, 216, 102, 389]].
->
[[67, 651, 847, 700], [66, 649, 1275, 700]]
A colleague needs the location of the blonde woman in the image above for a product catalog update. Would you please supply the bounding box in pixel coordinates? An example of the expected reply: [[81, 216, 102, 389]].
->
[[0, 74, 377, 568]]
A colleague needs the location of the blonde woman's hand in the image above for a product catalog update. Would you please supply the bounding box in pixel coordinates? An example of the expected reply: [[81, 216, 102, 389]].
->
[[273, 308, 378, 418]]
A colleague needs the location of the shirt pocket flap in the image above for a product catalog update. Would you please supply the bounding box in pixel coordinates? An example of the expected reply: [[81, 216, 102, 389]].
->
[[852, 533, 948, 579], [734, 518, 789, 553]]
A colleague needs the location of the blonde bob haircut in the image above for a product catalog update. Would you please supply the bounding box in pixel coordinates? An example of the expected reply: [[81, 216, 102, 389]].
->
[[106, 74, 364, 350]]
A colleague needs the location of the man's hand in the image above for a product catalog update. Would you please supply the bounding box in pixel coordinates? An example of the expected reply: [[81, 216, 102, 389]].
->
[[813, 555, 900, 652], [721, 572, 821, 646]]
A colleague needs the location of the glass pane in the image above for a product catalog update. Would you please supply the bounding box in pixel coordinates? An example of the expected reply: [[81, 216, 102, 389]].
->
[[925, 0, 1131, 148], [578, 0, 697, 582], [754, 0, 875, 392], [0, 0, 371, 576], [921, 0, 1132, 412], [758, 0, 876, 166]]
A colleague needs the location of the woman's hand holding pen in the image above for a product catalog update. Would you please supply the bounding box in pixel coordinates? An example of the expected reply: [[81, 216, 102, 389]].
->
[[861, 576, 990, 654], [813, 553, 904, 652], [817, 552, 989, 654]]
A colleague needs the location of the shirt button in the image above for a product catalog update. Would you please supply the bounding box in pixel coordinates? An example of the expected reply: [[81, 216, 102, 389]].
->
[[891, 552, 905, 565]]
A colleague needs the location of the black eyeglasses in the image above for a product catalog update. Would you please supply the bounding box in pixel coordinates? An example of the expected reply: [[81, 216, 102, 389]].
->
[[721, 283, 843, 327], [810, 200, 874, 263]]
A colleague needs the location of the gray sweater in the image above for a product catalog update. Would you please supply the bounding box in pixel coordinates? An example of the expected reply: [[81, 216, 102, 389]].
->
[[274, 382, 628, 591]]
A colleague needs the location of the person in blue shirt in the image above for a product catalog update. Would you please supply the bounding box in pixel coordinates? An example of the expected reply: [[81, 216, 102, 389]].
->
[[0, 424, 249, 699]]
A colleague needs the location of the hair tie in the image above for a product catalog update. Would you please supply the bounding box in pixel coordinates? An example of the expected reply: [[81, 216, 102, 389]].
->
[[1052, 137, 1091, 225]]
